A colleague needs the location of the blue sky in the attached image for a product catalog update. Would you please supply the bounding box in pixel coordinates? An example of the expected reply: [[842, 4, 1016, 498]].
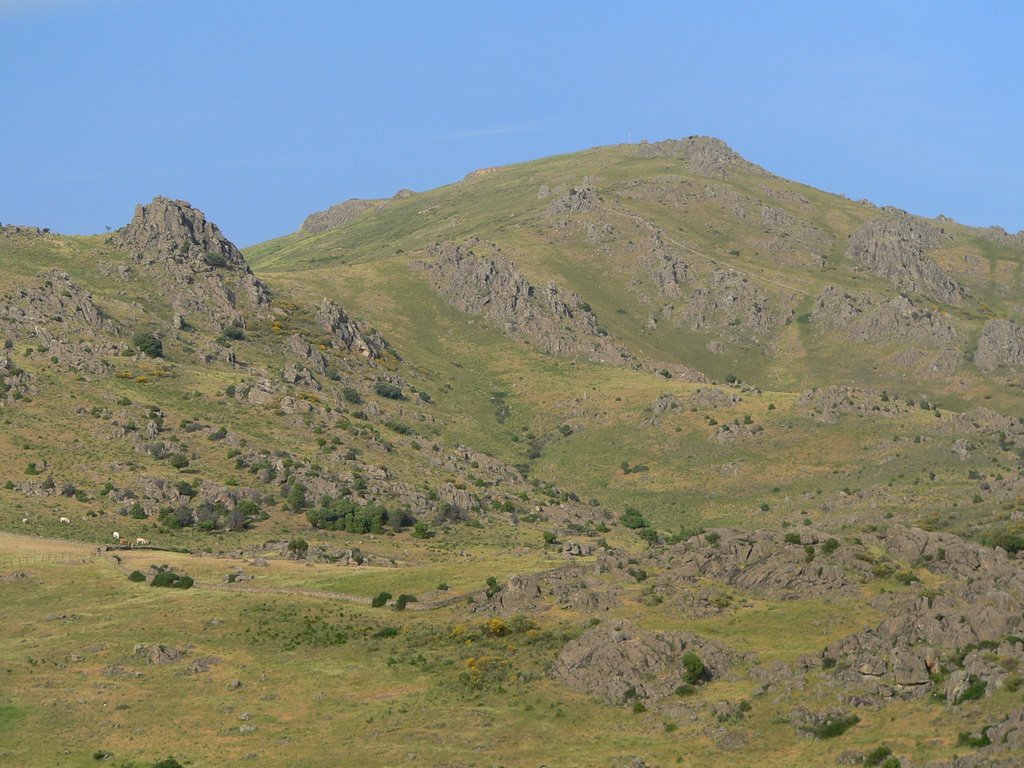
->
[[1, 1, 1022, 246]]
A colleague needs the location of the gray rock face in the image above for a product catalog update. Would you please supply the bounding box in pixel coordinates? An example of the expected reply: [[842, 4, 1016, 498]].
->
[[475, 566, 620, 615], [0, 271, 127, 374], [975, 319, 1024, 371], [133, 643, 184, 665], [675, 269, 779, 337], [552, 620, 743, 704], [1, 270, 113, 332], [313, 299, 387, 359], [114, 197, 270, 326], [546, 183, 600, 215], [811, 286, 958, 346], [636, 136, 768, 179], [651, 528, 869, 600], [846, 212, 962, 304], [300, 198, 385, 234], [417, 240, 635, 365]]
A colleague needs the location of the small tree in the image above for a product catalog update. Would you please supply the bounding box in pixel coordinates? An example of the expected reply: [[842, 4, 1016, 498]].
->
[[287, 538, 309, 557], [286, 482, 307, 512]]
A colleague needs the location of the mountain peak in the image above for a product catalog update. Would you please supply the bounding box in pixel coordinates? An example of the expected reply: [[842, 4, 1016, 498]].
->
[[636, 135, 767, 178], [114, 196, 249, 272]]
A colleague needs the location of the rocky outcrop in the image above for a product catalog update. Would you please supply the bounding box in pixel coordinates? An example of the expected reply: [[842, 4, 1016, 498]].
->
[[0, 271, 125, 373], [416, 240, 634, 365], [667, 269, 779, 338], [313, 299, 387, 359], [846, 212, 962, 304], [113, 197, 270, 327], [300, 198, 385, 234], [475, 566, 620, 615], [642, 231, 693, 298], [636, 136, 768, 179], [133, 643, 185, 665], [645, 393, 682, 426], [0, 271, 114, 332], [649, 529, 869, 600], [975, 319, 1024, 371], [810, 287, 958, 345], [546, 182, 601, 215], [553, 620, 744, 704]]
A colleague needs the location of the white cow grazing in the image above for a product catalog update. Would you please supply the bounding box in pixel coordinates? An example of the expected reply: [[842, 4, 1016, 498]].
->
[[22, 517, 29, 524], [136, 537, 149, 546], [59, 516, 70, 524], [112, 531, 120, 542]]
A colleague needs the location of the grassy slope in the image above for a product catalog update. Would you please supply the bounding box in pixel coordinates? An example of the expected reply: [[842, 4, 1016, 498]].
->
[[2, 142, 1024, 766]]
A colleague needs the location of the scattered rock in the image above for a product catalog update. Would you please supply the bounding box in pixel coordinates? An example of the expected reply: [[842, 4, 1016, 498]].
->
[[133, 643, 185, 665]]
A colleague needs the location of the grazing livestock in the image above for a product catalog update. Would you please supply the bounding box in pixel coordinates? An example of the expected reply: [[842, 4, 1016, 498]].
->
[[136, 537, 149, 546], [22, 518, 29, 523], [59, 517, 70, 524], [112, 531, 120, 542]]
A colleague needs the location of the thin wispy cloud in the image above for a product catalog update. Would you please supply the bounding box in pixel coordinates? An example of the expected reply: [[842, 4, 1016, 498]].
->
[[424, 124, 549, 143]]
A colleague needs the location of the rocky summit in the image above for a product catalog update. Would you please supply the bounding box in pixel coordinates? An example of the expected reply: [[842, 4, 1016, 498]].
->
[[4, 138, 1024, 767]]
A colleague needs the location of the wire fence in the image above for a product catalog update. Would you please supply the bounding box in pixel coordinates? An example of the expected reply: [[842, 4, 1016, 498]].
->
[[0, 552, 88, 569]]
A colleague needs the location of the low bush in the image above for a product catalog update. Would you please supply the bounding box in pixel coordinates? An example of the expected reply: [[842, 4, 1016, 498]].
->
[[132, 332, 163, 358], [127, 570, 146, 583], [373, 382, 403, 400], [810, 714, 859, 739], [150, 570, 193, 589]]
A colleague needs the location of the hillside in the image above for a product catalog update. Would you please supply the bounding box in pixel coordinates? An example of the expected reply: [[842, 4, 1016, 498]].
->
[[2, 139, 1024, 767]]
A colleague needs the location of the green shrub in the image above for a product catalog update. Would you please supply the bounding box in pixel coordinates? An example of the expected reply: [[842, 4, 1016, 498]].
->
[[168, 453, 189, 469], [204, 252, 228, 268], [955, 678, 987, 704], [542, 531, 557, 545], [221, 325, 245, 341], [957, 730, 991, 748], [373, 382, 403, 400], [821, 538, 840, 555], [864, 746, 892, 767], [132, 332, 163, 358], [619, 506, 648, 530], [127, 570, 146, 583], [371, 591, 392, 608], [394, 594, 417, 611], [286, 482, 307, 512], [810, 714, 859, 739], [287, 538, 309, 555], [485, 576, 501, 598], [681, 651, 705, 684], [342, 387, 362, 404], [150, 570, 193, 589], [784, 532, 801, 544]]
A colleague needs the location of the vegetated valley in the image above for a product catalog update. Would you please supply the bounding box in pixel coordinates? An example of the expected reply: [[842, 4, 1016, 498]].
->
[[4, 137, 1024, 767]]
